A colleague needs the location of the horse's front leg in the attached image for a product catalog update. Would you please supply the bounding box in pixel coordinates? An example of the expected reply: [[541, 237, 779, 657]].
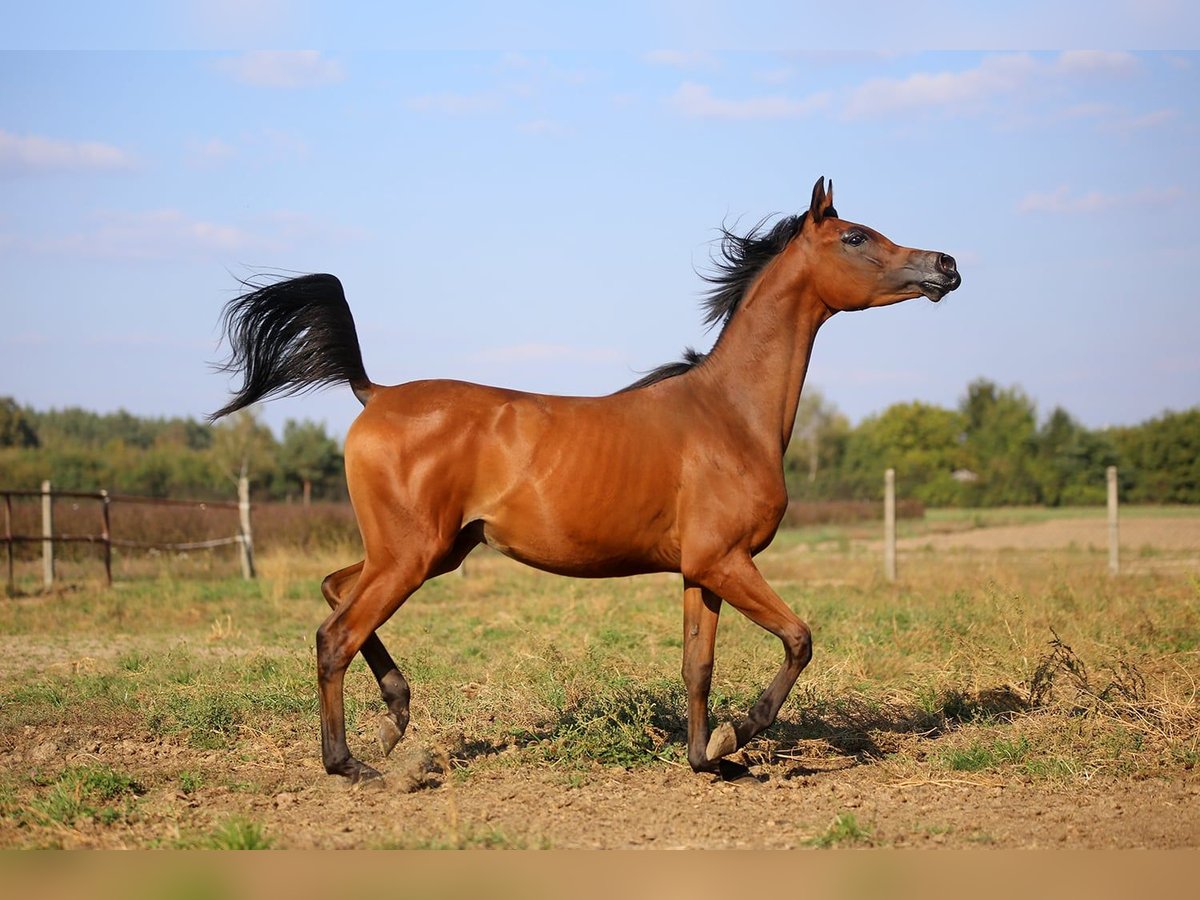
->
[[690, 552, 812, 763], [681, 580, 722, 772]]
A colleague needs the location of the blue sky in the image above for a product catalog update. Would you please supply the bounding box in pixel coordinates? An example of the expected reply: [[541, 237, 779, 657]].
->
[[2, 5, 1198, 440]]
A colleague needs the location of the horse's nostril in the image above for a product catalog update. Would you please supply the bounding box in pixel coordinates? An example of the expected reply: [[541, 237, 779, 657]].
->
[[938, 253, 957, 275]]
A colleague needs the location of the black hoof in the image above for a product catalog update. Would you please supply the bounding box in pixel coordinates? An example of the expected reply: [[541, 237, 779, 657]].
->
[[717, 759, 760, 785]]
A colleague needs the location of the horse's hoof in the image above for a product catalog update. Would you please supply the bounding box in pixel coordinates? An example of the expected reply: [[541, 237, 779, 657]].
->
[[705, 722, 738, 761], [379, 717, 404, 756], [717, 758, 760, 785], [348, 762, 384, 788]]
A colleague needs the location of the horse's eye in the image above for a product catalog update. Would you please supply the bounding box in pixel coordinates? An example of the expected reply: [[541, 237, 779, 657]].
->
[[842, 230, 868, 247]]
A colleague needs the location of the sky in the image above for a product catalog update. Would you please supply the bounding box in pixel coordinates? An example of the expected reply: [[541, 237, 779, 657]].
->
[[2, 4, 1198, 441]]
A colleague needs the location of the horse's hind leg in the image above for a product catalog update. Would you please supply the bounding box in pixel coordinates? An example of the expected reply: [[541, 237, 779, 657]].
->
[[316, 561, 427, 783], [322, 562, 411, 756], [681, 581, 723, 773]]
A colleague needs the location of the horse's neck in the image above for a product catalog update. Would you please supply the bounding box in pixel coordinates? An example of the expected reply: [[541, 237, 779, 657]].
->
[[699, 263, 832, 454]]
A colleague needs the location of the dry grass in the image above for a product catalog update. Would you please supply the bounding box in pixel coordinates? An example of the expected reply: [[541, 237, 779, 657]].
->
[[0, 510, 1197, 847]]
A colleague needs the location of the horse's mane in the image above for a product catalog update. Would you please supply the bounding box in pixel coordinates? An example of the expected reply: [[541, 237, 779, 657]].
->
[[619, 206, 835, 393]]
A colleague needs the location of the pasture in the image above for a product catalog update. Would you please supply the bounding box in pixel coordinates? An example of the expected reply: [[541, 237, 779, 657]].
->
[[1, 508, 1197, 849]]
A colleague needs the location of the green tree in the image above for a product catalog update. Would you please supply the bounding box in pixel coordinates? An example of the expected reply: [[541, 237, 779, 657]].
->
[[278, 419, 343, 504], [785, 388, 850, 500], [839, 401, 966, 505], [0, 398, 39, 448], [958, 379, 1040, 505], [210, 408, 278, 494], [1035, 407, 1117, 506], [1110, 408, 1200, 503]]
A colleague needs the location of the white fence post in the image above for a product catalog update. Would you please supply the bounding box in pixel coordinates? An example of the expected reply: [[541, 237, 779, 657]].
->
[[41, 480, 55, 589], [238, 476, 256, 580], [1107, 466, 1119, 576], [884, 468, 897, 582]]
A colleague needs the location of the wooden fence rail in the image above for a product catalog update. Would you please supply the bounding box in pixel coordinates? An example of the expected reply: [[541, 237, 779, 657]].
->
[[2, 478, 254, 594]]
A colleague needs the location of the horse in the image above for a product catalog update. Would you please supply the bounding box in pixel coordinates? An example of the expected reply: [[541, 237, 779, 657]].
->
[[211, 177, 961, 783]]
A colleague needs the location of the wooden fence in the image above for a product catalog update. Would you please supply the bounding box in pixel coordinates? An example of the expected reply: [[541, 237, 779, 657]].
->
[[881, 465, 1121, 581], [2, 478, 254, 594]]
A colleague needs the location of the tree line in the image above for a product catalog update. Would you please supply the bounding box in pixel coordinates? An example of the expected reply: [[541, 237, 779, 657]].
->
[[0, 399, 343, 504], [2, 380, 1197, 506], [785, 379, 1199, 505]]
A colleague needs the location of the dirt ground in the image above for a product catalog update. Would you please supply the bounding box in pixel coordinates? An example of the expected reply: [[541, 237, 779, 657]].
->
[[4, 718, 1199, 849], [899, 516, 1200, 555], [3, 514, 1198, 849]]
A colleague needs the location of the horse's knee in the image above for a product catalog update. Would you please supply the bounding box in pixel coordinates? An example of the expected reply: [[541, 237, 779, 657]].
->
[[315, 622, 353, 682], [783, 620, 812, 670], [320, 573, 340, 606], [681, 656, 714, 689]]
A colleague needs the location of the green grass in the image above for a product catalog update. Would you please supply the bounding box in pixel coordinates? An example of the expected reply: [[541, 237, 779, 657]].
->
[[806, 812, 872, 848], [24, 766, 143, 829], [203, 817, 272, 850]]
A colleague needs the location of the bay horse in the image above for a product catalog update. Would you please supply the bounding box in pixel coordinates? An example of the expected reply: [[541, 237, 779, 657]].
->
[[212, 178, 960, 783]]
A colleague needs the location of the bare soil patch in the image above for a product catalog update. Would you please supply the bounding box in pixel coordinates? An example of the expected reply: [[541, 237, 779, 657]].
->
[[3, 720, 1198, 849], [899, 516, 1200, 554]]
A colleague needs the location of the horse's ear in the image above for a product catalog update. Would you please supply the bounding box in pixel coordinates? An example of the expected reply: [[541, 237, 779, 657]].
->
[[809, 176, 836, 223], [808, 177, 827, 221]]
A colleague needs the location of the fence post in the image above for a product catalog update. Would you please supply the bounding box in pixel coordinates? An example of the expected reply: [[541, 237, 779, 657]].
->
[[238, 476, 256, 580], [42, 480, 55, 589], [4, 493, 13, 596], [100, 490, 113, 587], [1107, 465, 1119, 576], [884, 468, 897, 582]]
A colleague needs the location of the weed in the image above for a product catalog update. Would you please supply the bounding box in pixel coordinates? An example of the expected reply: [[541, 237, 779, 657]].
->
[[528, 679, 685, 768], [942, 736, 1030, 772], [24, 766, 143, 828], [206, 817, 272, 850], [119, 650, 149, 672], [806, 812, 872, 848]]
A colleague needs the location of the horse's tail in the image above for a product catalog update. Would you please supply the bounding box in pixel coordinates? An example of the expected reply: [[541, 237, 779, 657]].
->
[[210, 273, 373, 421]]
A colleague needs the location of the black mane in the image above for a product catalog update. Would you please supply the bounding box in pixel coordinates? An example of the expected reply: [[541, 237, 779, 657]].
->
[[619, 208, 832, 393]]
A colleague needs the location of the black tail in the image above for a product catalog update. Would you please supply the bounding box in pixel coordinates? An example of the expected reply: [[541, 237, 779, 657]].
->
[[210, 273, 372, 421]]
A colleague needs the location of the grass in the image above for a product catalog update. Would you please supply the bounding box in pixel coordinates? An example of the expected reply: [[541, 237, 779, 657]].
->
[[0, 510, 1198, 847], [807, 812, 872, 848], [204, 817, 272, 850], [22, 766, 143, 830]]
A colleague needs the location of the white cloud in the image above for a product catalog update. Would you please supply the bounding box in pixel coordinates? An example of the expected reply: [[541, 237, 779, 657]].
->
[[43, 209, 273, 259], [214, 51, 344, 88], [843, 51, 1141, 120], [10, 208, 365, 262], [670, 82, 830, 119], [845, 53, 1040, 118], [0, 130, 136, 175], [1106, 108, 1178, 131], [187, 137, 237, 168], [1018, 185, 1182, 214], [1055, 50, 1139, 75]]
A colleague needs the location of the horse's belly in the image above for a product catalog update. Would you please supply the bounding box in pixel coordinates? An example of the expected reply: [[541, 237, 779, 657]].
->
[[480, 511, 679, 579]]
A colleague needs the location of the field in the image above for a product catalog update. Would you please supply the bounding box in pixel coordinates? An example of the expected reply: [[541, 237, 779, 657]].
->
[[1, 508, 1198, 849]]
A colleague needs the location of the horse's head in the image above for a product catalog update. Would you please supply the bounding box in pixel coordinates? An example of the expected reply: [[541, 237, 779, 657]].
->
[[791, 177, 961, 313]]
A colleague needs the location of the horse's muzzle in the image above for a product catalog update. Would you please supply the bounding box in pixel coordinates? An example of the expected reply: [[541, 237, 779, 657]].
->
[[917, 253, 961, 302]]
